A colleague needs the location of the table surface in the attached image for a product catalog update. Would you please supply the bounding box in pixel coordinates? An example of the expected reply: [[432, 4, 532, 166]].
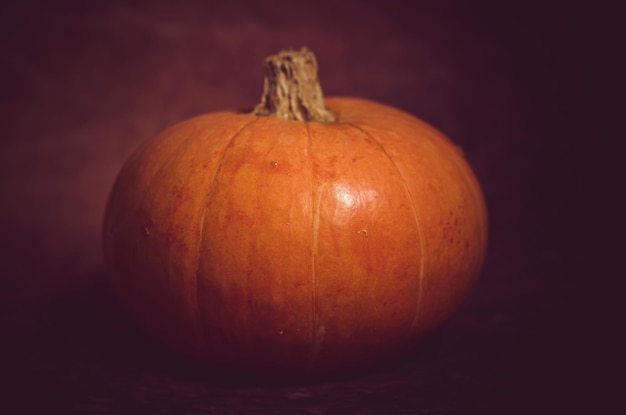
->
[[1, 1, 609, 413]]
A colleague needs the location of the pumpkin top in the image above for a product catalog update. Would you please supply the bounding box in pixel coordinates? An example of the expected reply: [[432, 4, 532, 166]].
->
[[253, 47, 336, 123]]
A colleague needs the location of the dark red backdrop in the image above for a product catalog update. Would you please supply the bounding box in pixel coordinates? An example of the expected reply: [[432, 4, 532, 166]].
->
[[1, 0, 608, 413]]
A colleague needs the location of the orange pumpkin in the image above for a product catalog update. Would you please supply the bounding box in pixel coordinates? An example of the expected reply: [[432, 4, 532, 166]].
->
[[103, 48, 488, 375]]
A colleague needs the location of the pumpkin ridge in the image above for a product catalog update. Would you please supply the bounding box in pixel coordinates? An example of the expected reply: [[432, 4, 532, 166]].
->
[[194, 117, 259, 354], [138, 122, 209, 331], [306, 121, 321, 363], [345, 122, 427, 335]]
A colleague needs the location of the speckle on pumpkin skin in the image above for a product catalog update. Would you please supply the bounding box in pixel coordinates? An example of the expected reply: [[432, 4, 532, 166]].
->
[[357, 229, 369, 238]]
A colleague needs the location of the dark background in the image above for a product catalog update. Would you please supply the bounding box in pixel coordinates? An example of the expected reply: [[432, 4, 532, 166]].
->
[[0, 0, 612, 413]]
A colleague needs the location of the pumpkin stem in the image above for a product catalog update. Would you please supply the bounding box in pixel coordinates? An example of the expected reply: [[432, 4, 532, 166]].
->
[[253, 47, 336, 122]]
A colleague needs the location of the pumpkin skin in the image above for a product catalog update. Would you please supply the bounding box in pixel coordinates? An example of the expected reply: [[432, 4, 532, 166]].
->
[[103, 97, 488, 375]]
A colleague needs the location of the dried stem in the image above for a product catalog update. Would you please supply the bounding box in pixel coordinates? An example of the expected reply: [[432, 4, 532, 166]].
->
[[253, 47, 335, 122]]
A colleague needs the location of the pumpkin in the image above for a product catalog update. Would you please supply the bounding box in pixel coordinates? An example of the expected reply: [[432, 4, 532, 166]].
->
[[103, 47, 488, 375]]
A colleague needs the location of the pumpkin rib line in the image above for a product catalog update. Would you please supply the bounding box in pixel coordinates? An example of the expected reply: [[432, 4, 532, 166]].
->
[[139, 122, 206, 345], [194, 117, 260, 354], [418, 127, 488, 302], [306, 121, 320, 363], [346, 122, 427, 334]]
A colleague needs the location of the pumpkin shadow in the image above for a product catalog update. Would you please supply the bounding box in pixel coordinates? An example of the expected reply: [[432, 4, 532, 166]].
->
[[37, 270, 262, 387], [37, 269, 443, 389]]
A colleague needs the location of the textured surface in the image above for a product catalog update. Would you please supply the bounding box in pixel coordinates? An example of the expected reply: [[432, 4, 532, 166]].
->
[[102, 98, 487, 374], [1, 0, 607, 413]]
